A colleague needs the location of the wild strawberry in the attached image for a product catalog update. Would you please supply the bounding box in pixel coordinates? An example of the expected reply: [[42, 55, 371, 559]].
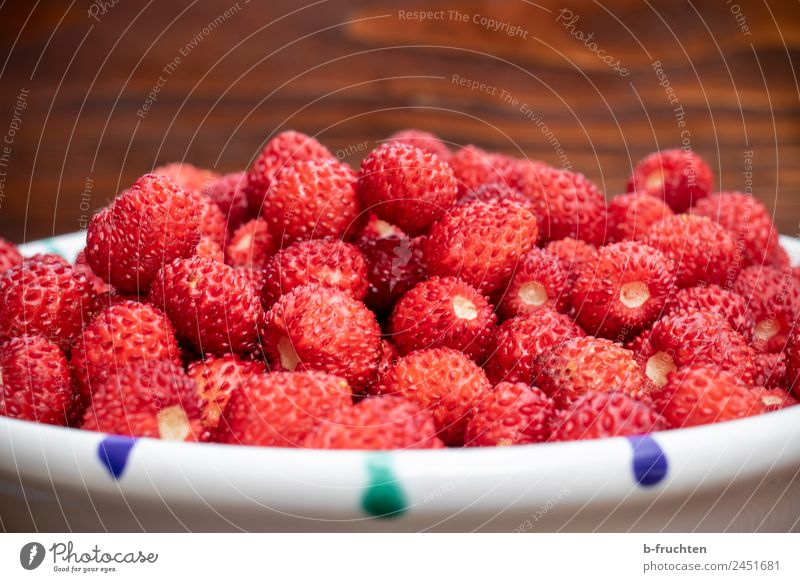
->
[[74, 249, 111, 294], [545, 237, 598, 294], [86, 174, 201, 294], [784, 333, 800, 397], [246, 131, 333, 213], [754, 352, 787, 390], [513, 166, 607, 245], [0, 336, 77, 426], [358, 143, 458, 234], [456, 181, 536, 214], [571, 242, 675, 340], [388, 129, 451, 160], [606, 192, 674, 242], [261, 285, 382, 391], [423, 200, 538, 294], [464, 382, 555, 446], [149, 256, 262, 356], [261, 239, 368, 309], [187, 353, 267, 430], [537, 337, 652, 408], [355, 214, 406, 243], [225, 218, 276, 271], [261, 159, 360, 245], [733, 265, 800, 353], [752, 386, 797, 411], [0, 237, 22, 274], [82, 359, 202, 440], [484, 309, 585, 386], [188, 190, 227, 246], [153, 162, 218, 194], [71, 301, 181, 401], [303, 395, 444, 450], [376, 347, 491, 445], [447, 145, 516, 198], [496, 247, 569, 320], [663, 284, 755, 341], [646, 311, 758, 387], [691, 192, 781, 267], [195, 237, 223, 262], [0, 255, 97, 351], [202, 171, 250, 232], [651, 366, 765, 428], [389, 276, 496, 361], [766, 243, 791, 269], [644, 214, 739, 288], [627, 148, 713, 212], [357, 234, 427, 316], [215, 370, 352, 447], [551, 392, 666, 441], [375, 339, 399, 386]]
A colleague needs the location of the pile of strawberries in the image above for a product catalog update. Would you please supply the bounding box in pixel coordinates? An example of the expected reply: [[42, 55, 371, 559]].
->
[[1, 129, 798, 450]]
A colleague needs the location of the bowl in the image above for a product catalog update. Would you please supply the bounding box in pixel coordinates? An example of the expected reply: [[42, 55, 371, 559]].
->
[[1, 231, 799, 532]]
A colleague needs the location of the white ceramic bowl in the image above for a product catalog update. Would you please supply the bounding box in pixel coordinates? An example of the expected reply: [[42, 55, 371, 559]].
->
[[1, 232, 799, 532]]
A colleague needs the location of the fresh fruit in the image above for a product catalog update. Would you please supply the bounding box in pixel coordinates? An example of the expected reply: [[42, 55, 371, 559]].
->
[[0, 336, 77, 426], [376, 347, 491, 445], [606, 193, 674, 242], [733, 265, 800, 353], [484, 310, 585, 386], [389, 276, 496, 361], [357, 143, 458, 234], [261, 285, 382, 391], [456, 181, 535, 214], [423, 199, 538, 294], [496, 247, 569, 320], [388, 129, 451, 160], [74, 249, 111, 294], [215, 370, 352, 447], [551, 392, 666, 441], [153, 162, 218, 194], [355, 214, 406, 243], [0, 237, 23, 274], [754, 352, 787, 390], [357, 234, 427, 315], [571, 242, 675, 340], [303, 395, 444, 449], [150, 256, 263, 356], [627, 148, 713, 212], [260, 239, 368, 309], [785, 333, 800, 398], [195, 237, 224, 262], [203, 171, 250, 232], [663, 284, 755, 341], [85, 174, 201, 293], [261, 159, 360, 245], [225, 218, 276, 271], [651, 366, 765, 428], [753, 386, 797, 411], [447, 145, 516, 199], [464, 382, 555, 446], [190, 190, 227, 246]]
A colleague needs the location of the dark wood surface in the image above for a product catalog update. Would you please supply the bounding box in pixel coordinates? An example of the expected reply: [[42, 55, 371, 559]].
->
[[0, 0, 798, 243]]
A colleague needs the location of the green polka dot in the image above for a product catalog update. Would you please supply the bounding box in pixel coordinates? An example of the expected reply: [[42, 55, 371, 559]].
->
[[361, 453, 407, 518]]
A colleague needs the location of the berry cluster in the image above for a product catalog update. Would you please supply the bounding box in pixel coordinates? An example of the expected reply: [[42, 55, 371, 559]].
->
[[1, 136, 797, 450]]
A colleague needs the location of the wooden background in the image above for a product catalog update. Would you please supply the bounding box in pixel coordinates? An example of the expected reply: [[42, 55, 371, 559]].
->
[[0, 0, 798, 243]]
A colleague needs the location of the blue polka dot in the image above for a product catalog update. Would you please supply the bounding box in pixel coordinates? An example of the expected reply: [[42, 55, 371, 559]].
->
[[628, 435, 668, 487], [97, 436, 137, 479]]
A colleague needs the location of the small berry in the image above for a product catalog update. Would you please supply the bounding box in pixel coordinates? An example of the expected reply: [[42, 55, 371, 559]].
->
[[627, 148, 713, 212], [153, 162, 218, 194], [387, 129, 451, 160], [190, 190, 227, 246], [545, 237, 598, 294], [752, 386, 797, 412], [0, 237, 23, 274], [74, 249, 111, 294], [733, 265, 800, 353], [195, 237, 224, 262], [784, 333, 800, 398], [496, 247, 570, 320], [202, 171, 250, 232], [663, 284, 755, 341], [355, 214, 406, 243], [464, 382, 555, 446], [551, 392, 666, 441], [225, 218, 276, 271], [358, 234, 427, 315], [606, 193, 674, 242], [754, 352, 787, 391], [448, 145, 516, 198], [457, 181, 535, 214]]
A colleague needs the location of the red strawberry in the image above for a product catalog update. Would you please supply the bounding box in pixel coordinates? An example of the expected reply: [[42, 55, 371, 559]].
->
[[0, 237, 23, 274], [423, 200, 538, 294], [195, 237, 224, 262], [651, 366, 765, 428], [187, 190, 227, 246], [663, 284, 755, 341], [246, 131, 333, 213], [74, 249, 111, 294], [513, 166, 607, 245], [187, 353, 267, 430], [86, 174, 201, 293], [537, 337, 652, 408], [646, 310, 758, 387], [752, 386, 797, 411], [733, 265, 800, 353], [303, 395, 444, 450], [355, 214, 406, 243], [447, 145, 516, 199], [71, 301, 181, 401], [0, 255, 97, 351], [261, 159, 360, 245], [0, 336, 77, 426], [754, 352, 787, 390], [357, 234, 427, 315], [464, 382, 555, 446], [389, 276, 496, 361], [627, 148, 713, 212], [785, 333, 800, 397], [82, 359, 202, 440], [765, 243, 791, 269], [606, 192, 674, 242], [691, 192, 781, 267], [644, 214, 739, 288], [571, 242, 675, 340], [202, 171, 250, 232], [357, 143, 458, 234], [261, 239, 368, 309], [376, 347, 491, 445], [496, 248, 569, 320], [149, 256, 262, 357], [545, 237, 598, 296], [225, 218, 276, 271], [484, 309, 585, 386], [215, 370, 352, 447], [153, 162, 218, 194], [551, 392, 666, 441], [261, 285, 382, 391], [456, 181, 535, 215], [388, 129, 451, 160], [375, 339, 399, 386]]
